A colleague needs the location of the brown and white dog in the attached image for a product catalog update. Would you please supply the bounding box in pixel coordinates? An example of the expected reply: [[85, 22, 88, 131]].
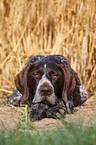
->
[[8, 55, 88, 121]]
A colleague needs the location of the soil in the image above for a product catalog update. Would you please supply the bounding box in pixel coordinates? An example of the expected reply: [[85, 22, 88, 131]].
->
[[0, 95, 96, 131]]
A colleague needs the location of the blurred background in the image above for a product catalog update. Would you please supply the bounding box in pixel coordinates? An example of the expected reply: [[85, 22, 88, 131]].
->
[[0, 0, 96, 98]]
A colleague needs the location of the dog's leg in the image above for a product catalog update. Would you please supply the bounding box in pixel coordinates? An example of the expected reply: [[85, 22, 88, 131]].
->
[[30, 103, 49, 121]]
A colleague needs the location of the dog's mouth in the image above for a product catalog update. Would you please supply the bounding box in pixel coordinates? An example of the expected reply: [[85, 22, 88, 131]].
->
[[41, 99, 54, 107], [32, 98, 55, 107]]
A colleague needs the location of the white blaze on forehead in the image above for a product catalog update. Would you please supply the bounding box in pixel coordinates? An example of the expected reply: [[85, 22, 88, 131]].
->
[[44, 64, 47, 75], [32, 64, 57, 105]]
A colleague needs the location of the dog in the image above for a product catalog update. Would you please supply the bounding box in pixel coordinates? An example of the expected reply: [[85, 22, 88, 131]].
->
[[8, 55, 88, 121]]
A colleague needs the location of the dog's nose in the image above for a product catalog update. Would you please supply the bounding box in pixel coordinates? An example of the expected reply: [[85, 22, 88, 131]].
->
[[39, 85, 52, 96]]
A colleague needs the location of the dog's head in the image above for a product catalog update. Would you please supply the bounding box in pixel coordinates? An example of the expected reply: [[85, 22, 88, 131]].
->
[[14, 60, 76, 106]]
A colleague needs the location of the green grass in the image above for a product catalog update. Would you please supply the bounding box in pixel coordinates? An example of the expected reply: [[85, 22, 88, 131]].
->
[[0, 121, 96, 145]]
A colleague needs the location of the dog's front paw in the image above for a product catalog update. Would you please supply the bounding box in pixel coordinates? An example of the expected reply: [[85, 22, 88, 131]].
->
[[30, 103, 49, 121], [46, 105, 66, 118]]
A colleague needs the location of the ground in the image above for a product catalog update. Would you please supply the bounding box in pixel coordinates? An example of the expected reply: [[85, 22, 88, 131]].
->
[[0, 96, 96, 131]]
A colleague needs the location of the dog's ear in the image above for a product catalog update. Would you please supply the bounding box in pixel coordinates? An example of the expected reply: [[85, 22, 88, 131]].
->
[[14, 63, 33, 102], [59, 64, 76, 103]]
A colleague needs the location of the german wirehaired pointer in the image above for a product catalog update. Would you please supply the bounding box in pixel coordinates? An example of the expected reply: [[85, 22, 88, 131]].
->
[[8, 55, 88, 121]]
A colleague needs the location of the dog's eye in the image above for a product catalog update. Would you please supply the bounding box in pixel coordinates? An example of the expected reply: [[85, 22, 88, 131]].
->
[[51, 74, 58, 79], [33, 73, 41, 78]]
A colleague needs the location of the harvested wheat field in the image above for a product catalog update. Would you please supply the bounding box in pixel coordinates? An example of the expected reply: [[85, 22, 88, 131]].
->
[[0, 0, 96, 131]]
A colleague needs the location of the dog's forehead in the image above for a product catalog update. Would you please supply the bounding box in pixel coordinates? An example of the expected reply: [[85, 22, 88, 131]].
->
[[33, 61, 60, 72]]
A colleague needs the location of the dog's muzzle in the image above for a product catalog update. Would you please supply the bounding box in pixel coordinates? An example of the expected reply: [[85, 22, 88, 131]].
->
[[32, 81, 57, 105]]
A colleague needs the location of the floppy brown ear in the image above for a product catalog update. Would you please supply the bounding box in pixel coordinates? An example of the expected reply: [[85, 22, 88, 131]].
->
[[14, 63, 33, 102], [59, 64, 76, 102]]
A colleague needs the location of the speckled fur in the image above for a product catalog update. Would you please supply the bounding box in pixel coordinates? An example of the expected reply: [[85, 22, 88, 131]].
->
[[8, 55, 88, 121]]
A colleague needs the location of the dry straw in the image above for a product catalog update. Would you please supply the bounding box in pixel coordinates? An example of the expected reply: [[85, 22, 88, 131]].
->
[[0, 0, 96, 98]]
